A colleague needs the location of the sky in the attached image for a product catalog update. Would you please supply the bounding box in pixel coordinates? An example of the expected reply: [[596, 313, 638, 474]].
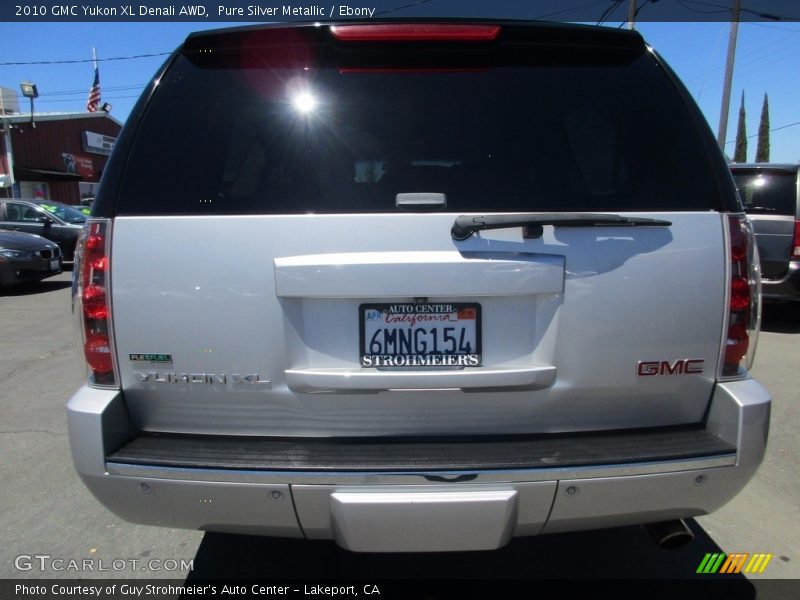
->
[[1, 15, 799, 163]]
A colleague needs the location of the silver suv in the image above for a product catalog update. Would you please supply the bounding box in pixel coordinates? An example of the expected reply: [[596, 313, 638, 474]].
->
[[731, 164, 800, 303], [68, 21, 770, 553]]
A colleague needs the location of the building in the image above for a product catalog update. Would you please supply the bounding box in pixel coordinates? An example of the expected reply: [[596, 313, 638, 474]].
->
[[0, 111, 122, 203]]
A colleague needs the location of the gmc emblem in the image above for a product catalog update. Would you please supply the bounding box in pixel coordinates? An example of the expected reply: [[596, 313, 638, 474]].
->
[[637, 359, 705, 376]]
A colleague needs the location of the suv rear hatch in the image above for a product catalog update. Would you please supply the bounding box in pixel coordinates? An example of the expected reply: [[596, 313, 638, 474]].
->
[[97, 22, 737, 437], [731, 165, 800, 280]]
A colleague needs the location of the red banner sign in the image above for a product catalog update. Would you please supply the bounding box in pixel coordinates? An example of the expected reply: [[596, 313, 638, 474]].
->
[[62, 153, 95, 180]]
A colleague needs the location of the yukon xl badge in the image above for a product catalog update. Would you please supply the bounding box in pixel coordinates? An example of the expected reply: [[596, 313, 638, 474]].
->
[[133, 372, 271, 389], [637, 359, 705, 376]]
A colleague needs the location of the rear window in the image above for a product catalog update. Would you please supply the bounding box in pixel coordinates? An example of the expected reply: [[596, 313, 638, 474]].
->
[[732, 170, 798, 216], [116, 26, 719, 215]]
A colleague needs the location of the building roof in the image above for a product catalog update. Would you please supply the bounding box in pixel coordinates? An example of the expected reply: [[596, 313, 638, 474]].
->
[[1, 111, 122, 127]]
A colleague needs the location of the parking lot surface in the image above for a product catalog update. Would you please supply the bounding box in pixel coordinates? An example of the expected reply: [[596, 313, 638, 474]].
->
[[1, 271, 797, 588]]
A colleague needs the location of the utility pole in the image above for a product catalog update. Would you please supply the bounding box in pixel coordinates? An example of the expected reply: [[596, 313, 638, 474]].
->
[[0, 92, 16, 198], [717, 0, 742, 151], [628, 0, 637, 29]]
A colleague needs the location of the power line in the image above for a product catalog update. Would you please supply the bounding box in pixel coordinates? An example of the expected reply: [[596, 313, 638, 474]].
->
[[676, 0, 728, 15], [695, 45, 800, 96], [37, 94, 142, 104], [597, 0, 624, 26], [751, 22, 800, 32], [38, 85, 146, 98], [532, 0, 608, 20], [375, 0, 435, 16], [724, 120, 800, 145], [769, 120, 800, 133], [0, 52, 172, 67], [723, 44, 800, 81], [688, 34, 800, 87], [688, 27, 800, 100], [617, 0, 654, 28], [678, 0, 799, 20]]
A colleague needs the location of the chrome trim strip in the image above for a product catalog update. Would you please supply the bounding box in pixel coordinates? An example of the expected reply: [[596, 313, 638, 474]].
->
[[106, 454, 736, 485], [284, 365, 557, 393]]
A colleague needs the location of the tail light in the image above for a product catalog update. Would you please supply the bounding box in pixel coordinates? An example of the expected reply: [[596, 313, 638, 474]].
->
[[792, 219, 800, 260], [73, 219, 118, 387], [720, 214, 761, 379]]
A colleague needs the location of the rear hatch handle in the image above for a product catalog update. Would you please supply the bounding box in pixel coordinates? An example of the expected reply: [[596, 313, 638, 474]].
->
[[451, 213, 672, 241]]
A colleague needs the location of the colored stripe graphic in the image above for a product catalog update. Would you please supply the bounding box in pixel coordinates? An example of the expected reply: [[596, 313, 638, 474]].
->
[[696, 554, 713, 573], [697, 553, 725, 574], [744, 554, 774, 574], [720, 553, 749, 573], [698, 553, 774, 574]]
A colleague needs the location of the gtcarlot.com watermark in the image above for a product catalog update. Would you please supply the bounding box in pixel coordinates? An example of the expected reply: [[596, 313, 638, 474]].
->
[[15, 554, 194, 573]]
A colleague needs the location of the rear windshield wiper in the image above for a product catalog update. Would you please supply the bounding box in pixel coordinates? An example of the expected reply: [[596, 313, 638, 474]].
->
[[451, 213, 672, 241], [745, 206, 777, 213]]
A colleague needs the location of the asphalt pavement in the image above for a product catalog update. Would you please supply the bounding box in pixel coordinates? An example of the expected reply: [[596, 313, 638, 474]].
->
[[1, 271, 797, 592]]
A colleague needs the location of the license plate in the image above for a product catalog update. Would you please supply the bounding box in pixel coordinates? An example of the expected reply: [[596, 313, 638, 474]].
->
[[360, 303, 481, 368], [50, 259, 59, 270]]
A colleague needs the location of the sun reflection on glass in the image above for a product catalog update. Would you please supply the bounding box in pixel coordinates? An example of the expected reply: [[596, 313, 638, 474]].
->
[[292, 91, 318, 114]]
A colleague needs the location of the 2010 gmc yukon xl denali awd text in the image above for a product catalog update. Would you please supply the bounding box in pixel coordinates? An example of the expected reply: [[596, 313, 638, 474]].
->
[[67, 21, 770, 553]]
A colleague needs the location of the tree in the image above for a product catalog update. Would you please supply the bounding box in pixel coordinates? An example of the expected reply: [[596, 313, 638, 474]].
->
[[755, 93, 770, 163], [733, 90, 747, 163]]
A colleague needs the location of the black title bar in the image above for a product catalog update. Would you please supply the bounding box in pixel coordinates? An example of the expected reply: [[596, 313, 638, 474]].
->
[[3, 1, 800, 23]]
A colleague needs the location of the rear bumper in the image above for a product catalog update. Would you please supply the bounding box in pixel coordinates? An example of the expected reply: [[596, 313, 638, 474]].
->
[[0, 259, 61, 286], [67, 379, 770, 552], [762, 260, 800, 302]]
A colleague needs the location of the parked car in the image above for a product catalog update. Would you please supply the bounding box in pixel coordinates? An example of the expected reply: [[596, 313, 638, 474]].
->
[[33, 199, 88, 224], [72, 205, 92, 216], [0, 199, 85, 261], [731, 163, 800, 302], [0, 229, 62, 288], [73, 196, 95, 216], [68, 21, 769, 553]]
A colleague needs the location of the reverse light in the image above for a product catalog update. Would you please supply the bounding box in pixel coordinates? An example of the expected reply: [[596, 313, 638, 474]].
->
[[74, 219, 118, 386], [720, 214, 761, 379], [330, 24, 501, 42]]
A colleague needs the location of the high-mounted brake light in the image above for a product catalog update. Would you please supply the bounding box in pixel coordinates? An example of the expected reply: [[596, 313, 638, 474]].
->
[[720, 215, 761, 379], [74, 219, 118, 387], [330, 24, 501, 42], [792, 219, 800, 260]]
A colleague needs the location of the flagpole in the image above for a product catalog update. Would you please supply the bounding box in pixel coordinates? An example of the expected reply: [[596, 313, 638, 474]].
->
[[87, 47, 100, 112]]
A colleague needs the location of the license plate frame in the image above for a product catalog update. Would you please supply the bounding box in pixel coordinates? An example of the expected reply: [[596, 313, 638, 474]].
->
[[50, 259, 60, 270], [359, 302, 481, 368]]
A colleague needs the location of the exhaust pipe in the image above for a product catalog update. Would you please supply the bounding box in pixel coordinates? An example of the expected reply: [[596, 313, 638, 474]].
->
[[645, 519, 695, 549]]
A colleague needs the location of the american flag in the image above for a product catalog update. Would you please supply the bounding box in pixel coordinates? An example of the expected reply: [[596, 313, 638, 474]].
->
[[86, 66, 101, 112]]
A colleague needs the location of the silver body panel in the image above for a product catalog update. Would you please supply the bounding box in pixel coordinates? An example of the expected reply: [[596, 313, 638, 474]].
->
[[110, 212, 725, 437], [67, 21, 771, 552], [326, 488, 524, 552], [68, 377, 769, 552]]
